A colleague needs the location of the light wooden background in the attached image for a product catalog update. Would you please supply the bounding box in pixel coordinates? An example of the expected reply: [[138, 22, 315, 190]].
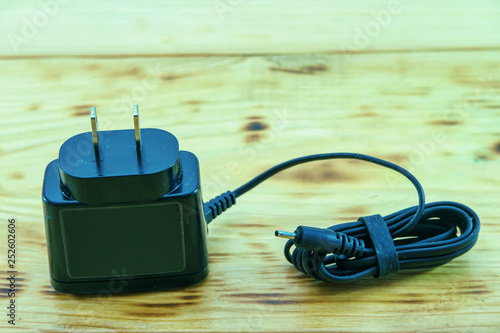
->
[[1, 1, 500, 332]]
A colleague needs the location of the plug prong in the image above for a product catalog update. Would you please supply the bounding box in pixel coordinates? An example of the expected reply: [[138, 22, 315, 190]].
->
[[134, 104, 142, 158], [275, 230, 296, 240], [90, 107, 100, 160]]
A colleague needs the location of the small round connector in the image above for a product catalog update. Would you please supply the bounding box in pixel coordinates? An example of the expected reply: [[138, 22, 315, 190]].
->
[[285, 226, 366, 258], [275, 230, 296, 240]]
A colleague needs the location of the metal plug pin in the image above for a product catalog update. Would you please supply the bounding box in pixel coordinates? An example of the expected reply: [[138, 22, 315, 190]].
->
[[134, 105, 142, 158], [90, 107, 100, 160]]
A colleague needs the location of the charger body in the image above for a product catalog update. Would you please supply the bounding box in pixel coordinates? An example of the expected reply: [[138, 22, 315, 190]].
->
[[42, 128, 209, 293]]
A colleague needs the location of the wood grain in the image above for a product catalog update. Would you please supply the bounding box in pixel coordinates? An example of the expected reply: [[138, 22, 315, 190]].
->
[[1, 1, 500, 57], [1, 1, 500, 332]]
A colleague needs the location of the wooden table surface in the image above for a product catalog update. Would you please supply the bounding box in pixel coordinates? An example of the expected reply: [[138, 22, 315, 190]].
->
[[1, 1, 500, 332]]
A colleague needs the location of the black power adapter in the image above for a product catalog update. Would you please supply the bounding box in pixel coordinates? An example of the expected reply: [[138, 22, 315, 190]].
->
[[43, 106, 208, 293], [43, 106, 480, 293]]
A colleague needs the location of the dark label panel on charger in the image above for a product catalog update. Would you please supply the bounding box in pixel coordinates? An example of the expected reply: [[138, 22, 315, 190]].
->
[[60, 202, 185, 279]]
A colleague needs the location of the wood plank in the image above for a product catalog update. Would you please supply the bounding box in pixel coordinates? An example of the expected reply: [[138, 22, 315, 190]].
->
[[1, 51, 500, 331], [0, 0, 500, 57]]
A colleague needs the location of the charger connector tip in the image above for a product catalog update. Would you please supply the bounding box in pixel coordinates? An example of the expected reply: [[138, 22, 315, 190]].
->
[[275, 230, 296, 240]]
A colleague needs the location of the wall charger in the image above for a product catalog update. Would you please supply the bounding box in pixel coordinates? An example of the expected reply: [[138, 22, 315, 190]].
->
[[43, 106, 208, 293], [43, 106, 480, 293]]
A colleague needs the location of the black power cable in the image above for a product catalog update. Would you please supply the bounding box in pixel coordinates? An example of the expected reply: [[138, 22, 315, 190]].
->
[[204, 153, 480, 282]]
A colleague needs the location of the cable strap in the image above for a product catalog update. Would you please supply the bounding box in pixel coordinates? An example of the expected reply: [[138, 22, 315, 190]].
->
[[359, 214, 399, 277]]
